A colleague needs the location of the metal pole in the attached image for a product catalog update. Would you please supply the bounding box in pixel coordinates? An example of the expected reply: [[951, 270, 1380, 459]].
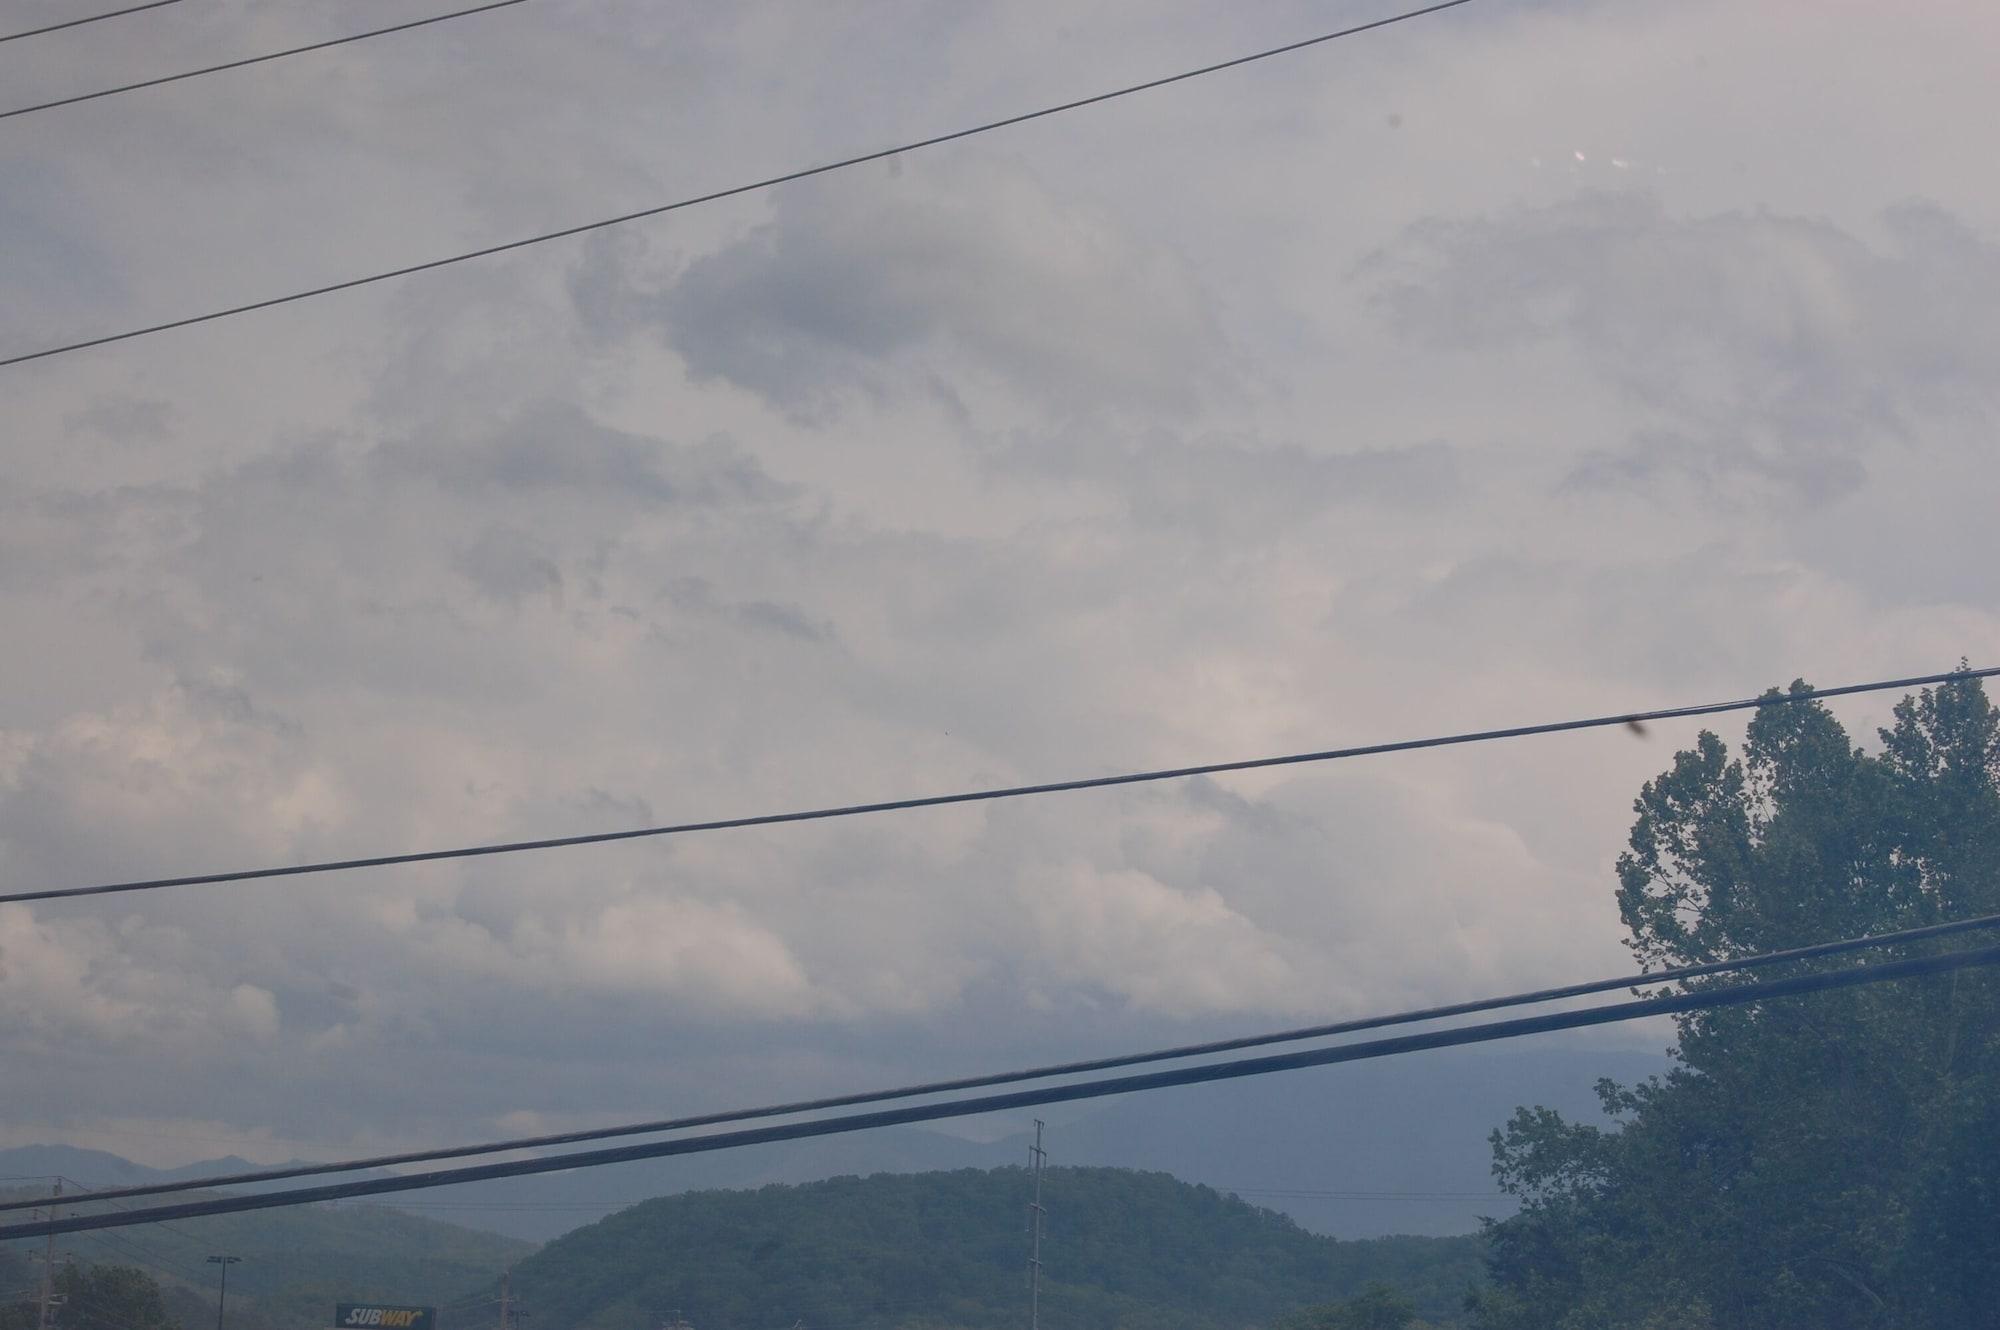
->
[[35, 1180, 61, 1330], [1028, 1121, 1046, 1330], [206, 1255, 240, 1330]]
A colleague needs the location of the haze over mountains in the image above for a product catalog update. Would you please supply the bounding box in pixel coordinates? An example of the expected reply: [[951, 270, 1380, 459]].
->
[[8, 1043, 1665, 1243]]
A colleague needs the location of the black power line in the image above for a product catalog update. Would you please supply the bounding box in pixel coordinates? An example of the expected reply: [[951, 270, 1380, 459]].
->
[[0, 0, 1481, 367], [10, 903, 1998, 1215], [6, 939, 1995, 1240], [0, 0, 180, 44], [2, 0, 531, 121], [6, 666, 1992, 909]]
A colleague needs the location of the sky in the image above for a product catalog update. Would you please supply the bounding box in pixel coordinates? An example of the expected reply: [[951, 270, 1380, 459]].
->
[[2, 0, 1998, 1179]]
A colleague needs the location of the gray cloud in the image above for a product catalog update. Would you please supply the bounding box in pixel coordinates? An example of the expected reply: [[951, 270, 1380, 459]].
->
[[643, 158, 1231, 419], [1368, 194, 2000, 501]]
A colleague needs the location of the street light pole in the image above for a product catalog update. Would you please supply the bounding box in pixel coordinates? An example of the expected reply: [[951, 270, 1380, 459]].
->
[[206, 1255, 241, 1330]]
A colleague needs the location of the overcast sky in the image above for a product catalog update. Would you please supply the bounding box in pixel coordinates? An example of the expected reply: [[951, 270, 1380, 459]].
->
[[2, 0, 1997, 1173]]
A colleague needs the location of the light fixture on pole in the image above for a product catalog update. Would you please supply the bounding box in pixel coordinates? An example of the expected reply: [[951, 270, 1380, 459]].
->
[[206, 1255, 241, 1330]]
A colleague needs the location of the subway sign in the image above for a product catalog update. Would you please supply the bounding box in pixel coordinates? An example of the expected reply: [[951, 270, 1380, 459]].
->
[[335, 1307, 435, 1330]]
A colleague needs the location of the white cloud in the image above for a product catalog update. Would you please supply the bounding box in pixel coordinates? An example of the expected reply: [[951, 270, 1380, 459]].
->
[[0, 904, 282, 1046], [1023, 863, 1298, 1017], [511, 895, 820, 1017]]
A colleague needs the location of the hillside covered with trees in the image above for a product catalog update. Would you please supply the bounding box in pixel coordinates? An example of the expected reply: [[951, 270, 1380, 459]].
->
[[497, 1167, 1484, 1330], [0, 1190, 529, 1330]]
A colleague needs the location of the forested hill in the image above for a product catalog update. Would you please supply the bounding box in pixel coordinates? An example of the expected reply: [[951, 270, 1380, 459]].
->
[[500, 1167, 1484, 1330], [0, 1186, 530, 1330]]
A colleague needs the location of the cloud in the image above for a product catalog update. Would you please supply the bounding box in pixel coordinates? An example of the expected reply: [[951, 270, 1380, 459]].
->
[[0, 904, 282, 1047], [509, 895, 821, 1017], [990, 433, 1462, 540], [1023, 863, 1299, 1016], [639, 157, 1230, 418], [1367, 194, 2000, 501]]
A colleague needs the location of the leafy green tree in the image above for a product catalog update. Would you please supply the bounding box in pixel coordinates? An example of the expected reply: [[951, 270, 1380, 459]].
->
[[1472, 675, 2000, 1329], [0, 1266, 183, 1330], [1279, 1283, 1419, 1330]]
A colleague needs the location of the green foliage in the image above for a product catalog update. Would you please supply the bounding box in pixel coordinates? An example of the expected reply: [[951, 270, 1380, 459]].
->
[[1276, 1283, 1418, 1330], [499, 1167, 1484, 1330], [0, 1265, 180, 1330], [1473, 674, 2000, 1329]]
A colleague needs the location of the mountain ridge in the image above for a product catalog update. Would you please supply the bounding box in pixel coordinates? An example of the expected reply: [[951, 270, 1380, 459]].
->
[[496, 1166, 1485, 1330]]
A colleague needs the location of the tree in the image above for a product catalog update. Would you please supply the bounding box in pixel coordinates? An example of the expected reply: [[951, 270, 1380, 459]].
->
[[0, 1266, 182, 1330], [1278, 1283, 1419, 1330], [1471, 674, 2000, 1329]]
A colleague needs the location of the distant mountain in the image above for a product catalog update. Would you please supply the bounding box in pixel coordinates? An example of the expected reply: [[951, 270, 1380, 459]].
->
[[0, 1144, 274, 1189], [493, 1167, 1485, 1330]]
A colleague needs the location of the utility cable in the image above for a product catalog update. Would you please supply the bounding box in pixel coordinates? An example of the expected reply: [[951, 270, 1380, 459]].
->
[[10, 905, 1997, 1212], [6, 939, 1996, 1240], [5, 665, 1992, 908], [0, 0, 179, 44], [2, 0, 530, 121], [0, 0, 1480, 367]]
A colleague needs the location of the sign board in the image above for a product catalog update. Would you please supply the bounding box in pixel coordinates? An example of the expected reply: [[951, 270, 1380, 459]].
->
[[335, 1307, 436, 1330]]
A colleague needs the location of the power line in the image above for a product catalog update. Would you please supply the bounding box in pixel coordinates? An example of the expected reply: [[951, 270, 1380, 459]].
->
[[0, 0, 180, 44], [0, 0, 1482, 368], [7, 936, 1997, 1240], [2, 0, 530, 121], [11, 903, 1998, 1213], [6, 665, 1991, 909], [7, 940, 1992, 1240]]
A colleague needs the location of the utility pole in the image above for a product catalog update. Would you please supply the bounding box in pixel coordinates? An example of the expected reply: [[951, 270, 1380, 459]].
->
[[1027, 1120, 1047, 1330], [498, 1269, 512, 1330], [34, 1180, 63, 1330], [205, 1255, 240, 1330]]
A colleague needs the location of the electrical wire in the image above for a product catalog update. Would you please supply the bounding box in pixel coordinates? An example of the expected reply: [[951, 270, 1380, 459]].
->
[[7, 938, 1996, 1239], [0, 0, 180, 44], [2, 0, 530, 121], [12, 902, 1998, 1215], [0, 0, 1481, 367], [6, 666, 1992, 909]]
